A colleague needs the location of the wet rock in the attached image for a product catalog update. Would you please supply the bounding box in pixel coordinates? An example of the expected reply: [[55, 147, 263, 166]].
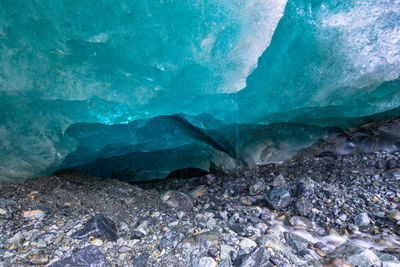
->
[[284, 232, 310, 252], [377, 253, 400, 267], [331, 243, 381, 267], [289, 216, 313, 229], [234, 246, 272, 267], [264, 188, 292, 211], [249, 180, 266, 196], [256, 235, 307, 265], [50, 245, 111, 267], [161, 190, 193, 210], [295, 197, 313, 217], [266, 225, 285, 240], [354, 212, 370, 227], [72, 214, 119, 241], [296, 249, 321, 262], [314, 242, 332, 254]]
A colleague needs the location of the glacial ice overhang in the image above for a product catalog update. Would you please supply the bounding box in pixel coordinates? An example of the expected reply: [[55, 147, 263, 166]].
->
[[1, 0, 400, 184]]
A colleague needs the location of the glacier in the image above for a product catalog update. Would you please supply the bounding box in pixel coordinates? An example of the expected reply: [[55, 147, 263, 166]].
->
[[1, 0, 400, 183]]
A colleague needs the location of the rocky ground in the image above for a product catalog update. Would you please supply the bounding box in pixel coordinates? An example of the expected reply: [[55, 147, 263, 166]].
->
[[0, 150, 400, 266]]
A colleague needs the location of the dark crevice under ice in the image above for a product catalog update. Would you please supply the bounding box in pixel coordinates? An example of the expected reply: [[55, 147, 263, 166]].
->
[[1, 0, 400, 183]]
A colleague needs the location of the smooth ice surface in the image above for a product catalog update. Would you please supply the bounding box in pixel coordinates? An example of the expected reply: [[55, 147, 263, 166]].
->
[[1, 0, 400, 183]]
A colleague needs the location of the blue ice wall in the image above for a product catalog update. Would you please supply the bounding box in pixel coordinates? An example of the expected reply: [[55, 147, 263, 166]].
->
[[0, 0, 400, 183]]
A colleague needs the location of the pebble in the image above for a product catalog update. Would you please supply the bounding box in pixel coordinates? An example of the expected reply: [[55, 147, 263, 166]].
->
[[289, 216, 313, 229], [29, 253, 50, 265], [90, 238, 103, 246], [190, 185, 208, 198], [22, 210, 45, 220], [200, 174, 217, 186], [387, 209, 400, 221], [354, 212, 370, 227]]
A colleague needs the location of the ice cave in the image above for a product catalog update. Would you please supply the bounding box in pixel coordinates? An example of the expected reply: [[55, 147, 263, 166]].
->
[[1, 0, 400, 184], [0, 1, 400, 266]]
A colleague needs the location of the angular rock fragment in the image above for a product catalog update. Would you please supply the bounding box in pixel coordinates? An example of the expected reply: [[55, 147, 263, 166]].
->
[[264, 188, 292, 211], [72, 214, 119, 241], [161, 190, 193, 210], [249, 180, 266, 196], [295, 197, 313, 217], [132, 252, 150, 267], [50, 245, 111, 267], [233, 246, 272, 267], [159, 232, 180, 250]]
